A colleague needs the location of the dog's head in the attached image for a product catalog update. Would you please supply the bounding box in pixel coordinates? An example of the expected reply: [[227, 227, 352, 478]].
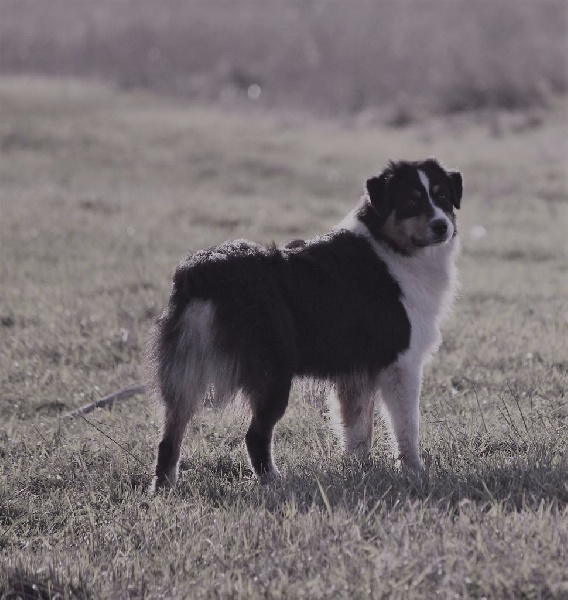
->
[[366, 158, 462, 255]]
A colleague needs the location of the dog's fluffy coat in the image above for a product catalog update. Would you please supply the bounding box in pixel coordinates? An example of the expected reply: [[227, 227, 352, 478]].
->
[[148, 158, 462, 490]]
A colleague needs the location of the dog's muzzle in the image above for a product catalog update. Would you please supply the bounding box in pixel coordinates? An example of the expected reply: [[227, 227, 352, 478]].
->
[[430, 218, 452, 244]]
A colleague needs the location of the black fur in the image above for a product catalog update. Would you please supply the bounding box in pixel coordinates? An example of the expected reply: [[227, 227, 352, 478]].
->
[[170, 232, 410, 377]]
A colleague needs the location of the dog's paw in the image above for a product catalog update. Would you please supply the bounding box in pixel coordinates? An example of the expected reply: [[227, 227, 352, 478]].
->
[[149, 473, 176, 495], [258, 466, 281, 485], [392, 452, 423, 473]]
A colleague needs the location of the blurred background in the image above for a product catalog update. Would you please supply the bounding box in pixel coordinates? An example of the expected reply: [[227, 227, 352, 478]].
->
[[1, 0, 566, 121]]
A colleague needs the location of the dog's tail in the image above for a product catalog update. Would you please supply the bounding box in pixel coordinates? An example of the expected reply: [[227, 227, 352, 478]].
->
[[145, 289, 240, 424]]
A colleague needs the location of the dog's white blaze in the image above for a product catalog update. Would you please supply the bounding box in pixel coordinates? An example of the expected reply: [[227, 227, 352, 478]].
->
[[418, 169, 454, 240], [417, 170, 433, 204]]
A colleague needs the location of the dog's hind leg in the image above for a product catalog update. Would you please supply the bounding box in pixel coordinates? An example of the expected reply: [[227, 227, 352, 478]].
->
[[379, 362, 423, 470], [152, 367, 208, 492], [150, 300, 215, 492], [329, 376, 375, 457], [244, 370, 292, 480], [152, 399, 194, 491]]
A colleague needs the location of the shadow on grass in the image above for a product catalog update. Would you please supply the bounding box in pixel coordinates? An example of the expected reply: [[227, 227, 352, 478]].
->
[[173, 448, 568, 514]]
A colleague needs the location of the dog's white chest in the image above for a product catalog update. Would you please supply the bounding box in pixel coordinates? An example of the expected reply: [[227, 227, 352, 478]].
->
[[336, 212, 459, 365], [375, 240, 459, 365]]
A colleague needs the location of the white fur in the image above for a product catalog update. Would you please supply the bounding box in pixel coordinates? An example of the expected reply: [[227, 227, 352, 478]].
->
[[376, 238, 458, 467], [335, 209, 365, 235], [379, 363, 423, 468], [418, 170, 454, 240], [374, 237, 459, 363], [172, 300, 239, 414], [337, 210, 459, 467], [326, 384, 347, 445]]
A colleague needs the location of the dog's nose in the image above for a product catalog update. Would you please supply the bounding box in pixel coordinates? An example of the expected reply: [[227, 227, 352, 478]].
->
[[431, 219, 448, 237]]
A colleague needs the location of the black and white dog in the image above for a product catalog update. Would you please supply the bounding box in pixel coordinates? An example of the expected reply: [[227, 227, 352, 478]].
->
[[148, 158, 462, 490]]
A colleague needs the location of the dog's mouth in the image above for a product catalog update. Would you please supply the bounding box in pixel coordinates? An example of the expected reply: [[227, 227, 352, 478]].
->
[[430, 232, 451, 245], [412, 234, 450, 248]]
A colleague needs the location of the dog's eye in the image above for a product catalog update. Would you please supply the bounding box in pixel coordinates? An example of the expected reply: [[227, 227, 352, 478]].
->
[[433, 186, 449, 204], [407, 190, 421, 206]]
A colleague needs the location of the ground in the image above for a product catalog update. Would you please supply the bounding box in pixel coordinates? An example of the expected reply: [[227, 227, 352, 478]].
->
[[0, 77, 566, 599]]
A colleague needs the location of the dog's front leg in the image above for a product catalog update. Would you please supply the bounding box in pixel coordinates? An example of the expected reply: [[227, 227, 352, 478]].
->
[[379, 361, 423, 470], [328, 376, 375, 458]]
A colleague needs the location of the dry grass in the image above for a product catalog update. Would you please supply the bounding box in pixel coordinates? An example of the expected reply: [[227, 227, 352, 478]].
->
[[0, 0, 566, 118], [0, 76, 567, 598]]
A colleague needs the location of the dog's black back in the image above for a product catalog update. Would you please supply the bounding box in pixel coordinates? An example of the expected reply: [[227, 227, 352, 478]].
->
[[164, 232, 410, 382]]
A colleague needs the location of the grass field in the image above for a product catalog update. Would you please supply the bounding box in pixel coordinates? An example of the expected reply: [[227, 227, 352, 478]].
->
[[0, 76, 567, 598]]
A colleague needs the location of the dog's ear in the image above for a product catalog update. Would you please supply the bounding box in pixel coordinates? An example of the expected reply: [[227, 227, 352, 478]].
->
[[366, 172, 391, 219], [448, 170, 463, 210]]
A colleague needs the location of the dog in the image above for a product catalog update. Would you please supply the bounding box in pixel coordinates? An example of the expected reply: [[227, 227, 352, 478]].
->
[[147, 158, 462, 490]]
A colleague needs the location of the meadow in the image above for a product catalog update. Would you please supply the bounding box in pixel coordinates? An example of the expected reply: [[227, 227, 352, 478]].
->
[[1, 0, 566, 118], [0, 76, 567, 598]]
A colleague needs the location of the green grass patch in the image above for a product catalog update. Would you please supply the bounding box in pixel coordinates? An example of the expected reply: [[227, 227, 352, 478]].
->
[[0, 77, 567, 598]]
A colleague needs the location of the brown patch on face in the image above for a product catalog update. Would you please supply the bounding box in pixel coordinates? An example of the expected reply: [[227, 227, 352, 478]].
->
[[382, 212, 433, 254]]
